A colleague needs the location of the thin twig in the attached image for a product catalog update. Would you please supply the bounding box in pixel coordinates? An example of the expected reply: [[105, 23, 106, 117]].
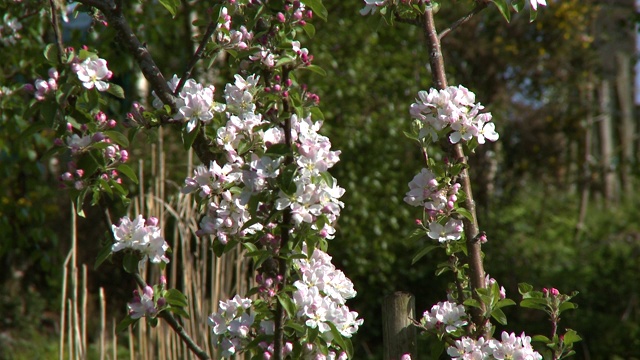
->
[[438, 1, 490, 40], [175, 21, 218, 96], [48, 0, 64, 64]]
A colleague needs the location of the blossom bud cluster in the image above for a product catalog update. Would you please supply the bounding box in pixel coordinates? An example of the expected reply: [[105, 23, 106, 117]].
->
[[292, 247, 363, 339], [420, 301, 468, 334], [208, 295, 274, 358], [404, 168, 464, 243], [180, 74, 344, 244], [111, 215, 170, 271], [447, 331, 542, 360], [410, 85, 498, 145], [57, 114, 128, 189], [71, 56, 112, 91], [128, 285, 158, 319], [26, 68, 59, 101], [0, 13, 22, 46]]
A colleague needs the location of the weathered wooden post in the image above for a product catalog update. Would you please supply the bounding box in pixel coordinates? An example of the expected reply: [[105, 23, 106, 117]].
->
[[382, 292, 417, 360]]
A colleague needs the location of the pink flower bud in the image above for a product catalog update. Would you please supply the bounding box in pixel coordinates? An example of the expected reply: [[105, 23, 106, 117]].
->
[[447, 201, 455, 209], [48, 67, 59, 80], [23, 83, 34, 93], [306, 10, 313, 19], [263, 352, 272, 360], [542, 288, 549, 296], [61, 172, 73, 181], [66, 123, 73, 132], [120, 149, 129, 163], [285, 79, 292, 87], [274, 75, 281, 82], [415, 219, 423, 225], [284, 343, 293, 355], [74, 180, 85, 190], [282, 91, 289, 98], [293, 10, 303, 20], [105, 146, 116, 159], [82, 45, 89, 50], [299, 20, 306, 26], [276, 12, 286, 23], [75, 169, 84, 178], [101, 173, 109, 181], [147, 216, 159, 227], [107, 119, 117, 128], [54, 138, 64, 146], [92, 132, 105, 142], [157, 297, 166, 307], [80, 124, 88, 132], [550, 288, 559, 296], [111, 170, 118, 178], [96, 111, 107, 123], [160, 275, 167, 286], [273, 84, 281, 92]]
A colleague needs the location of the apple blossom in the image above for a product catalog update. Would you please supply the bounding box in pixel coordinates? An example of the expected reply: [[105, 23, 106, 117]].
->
[[73, 57, 112, 91]]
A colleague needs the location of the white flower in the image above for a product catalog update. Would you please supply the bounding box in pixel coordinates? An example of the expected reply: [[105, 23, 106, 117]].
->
[[360, 0, 387, 16], [427, 219, 464, 243], [421, 301, 468, 333], [73, 57, 111, 91]]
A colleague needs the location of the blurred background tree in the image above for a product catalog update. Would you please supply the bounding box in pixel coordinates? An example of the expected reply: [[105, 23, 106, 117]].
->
[[1, 0, 638, 358]]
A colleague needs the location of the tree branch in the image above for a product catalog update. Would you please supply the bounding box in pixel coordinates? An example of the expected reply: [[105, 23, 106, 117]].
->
[[133, 274, 210, 360], [48, 0, 65, 64], [75, 0, 217, 164], [422, 1, 488, 337], [175, 20, 217, 96]]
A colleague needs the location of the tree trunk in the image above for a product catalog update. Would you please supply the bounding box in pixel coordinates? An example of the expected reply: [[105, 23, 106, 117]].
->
[[615, 52, 635, 197], [382, 292, 417, 360], [598, 80, 617, 206]]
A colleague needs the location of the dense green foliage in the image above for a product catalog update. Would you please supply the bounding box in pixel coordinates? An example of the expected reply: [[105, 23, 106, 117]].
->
[[1, 0, 638, 358]]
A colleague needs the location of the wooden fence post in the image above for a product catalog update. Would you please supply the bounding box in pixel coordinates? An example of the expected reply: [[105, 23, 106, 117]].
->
[[383, 292, 417, 360]]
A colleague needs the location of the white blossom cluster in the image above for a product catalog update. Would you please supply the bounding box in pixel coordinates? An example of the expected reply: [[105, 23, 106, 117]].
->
[[420, 301, 468, 334], [111, 215, 170, 271], [0, 13, 22, 46], [208, 295, 275, 358], [447, 331, 542, 360], [127, 285, 157, 319], [410, 85, 499, 145], [180, 74, 345, 244], [292, 247, 363, 339]]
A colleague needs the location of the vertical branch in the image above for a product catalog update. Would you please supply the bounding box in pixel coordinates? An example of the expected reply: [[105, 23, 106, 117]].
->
[[422, 2, 487, 335], [274, 67, 294, 360], [48, 0, 64, 63]]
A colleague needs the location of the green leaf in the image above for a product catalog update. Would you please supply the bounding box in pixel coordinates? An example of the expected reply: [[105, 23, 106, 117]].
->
[[275, 56, 295, 67], [94, 242, 112, 270], [491, 0, 511, 22], [532, 334, 551, 343], [520, 298, 548, 311], [455, 207, 473, 222], [302, 23, 316, 38], [328, 322, 353, 357], [276, 293, 296, 319], [529, 8, 538, 22], [463, 298, 483, 309], [116, 315, 137, 333], [168, 306, 190, 319], [182, 123, 200, 150], [165, 289, 188, 307], [300, 64, 327, 77], [107, 83, 125, 99], [558, 301, 578, 312], [411, 244, 438, 265], [158, 0, 180, 17], [44, 44, 59, 63], [518, 282, 534, 295], [104, 130, 129, 148], [123, 252, 139, 274], [309, 106, 324, 120], [494, 298, 516, 309], [117, 164, 139, 184], [491, 308, 508, 325], [511, 0, 526, 12], [562, 329, 582, 345], [285, 320, 306, 333], [303, 0, 328, 21], [430, 340, 445, 359], [319, 171, 334, 187]]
